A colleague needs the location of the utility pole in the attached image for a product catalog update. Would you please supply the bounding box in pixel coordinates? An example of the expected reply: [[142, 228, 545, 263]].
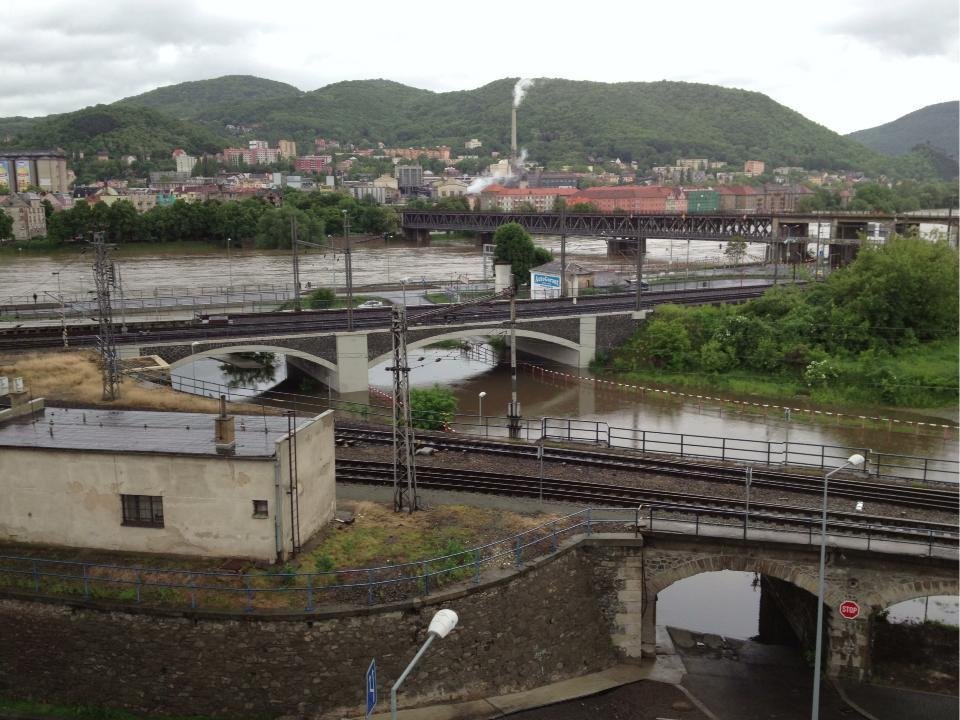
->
[[52, 272, 67, 348], [343, 210, 354, 331], [507, 285, 520, 439], [389, 304, 418, 512], [559, 203, 567, 297], [116, 263, 126, 334], [92, 232, 120, 400], [291, 218, 301, 311], [635, 219, 645, 312]]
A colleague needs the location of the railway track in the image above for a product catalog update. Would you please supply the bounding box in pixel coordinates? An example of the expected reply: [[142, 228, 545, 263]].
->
[[335, 459, 958, 544], [335, 426, 960, 514], [0, 286, 769, 351]]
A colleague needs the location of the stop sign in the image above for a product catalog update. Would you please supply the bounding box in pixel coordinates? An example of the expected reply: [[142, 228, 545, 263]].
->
[[839, 600, 861, 620]]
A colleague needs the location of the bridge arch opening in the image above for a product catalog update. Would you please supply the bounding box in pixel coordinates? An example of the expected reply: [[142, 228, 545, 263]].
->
[[168, 345, 338, 407], [868, 584, 959, 692], [366, 328, 585, 370]]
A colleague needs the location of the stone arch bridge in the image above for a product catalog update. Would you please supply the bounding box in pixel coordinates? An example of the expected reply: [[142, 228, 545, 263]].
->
[[597, 533, 958, 679], [136, 310, 642, 394]]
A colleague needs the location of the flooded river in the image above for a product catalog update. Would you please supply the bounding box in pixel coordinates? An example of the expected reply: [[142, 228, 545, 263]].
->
[[0, 234, 754, 300]]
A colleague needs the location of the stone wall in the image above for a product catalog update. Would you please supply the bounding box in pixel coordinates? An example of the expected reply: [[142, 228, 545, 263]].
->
[[0, 546, 618, 719]]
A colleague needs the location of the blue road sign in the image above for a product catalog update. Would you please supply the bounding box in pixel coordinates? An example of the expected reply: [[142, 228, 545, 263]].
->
[[365, 658, 377, 717]]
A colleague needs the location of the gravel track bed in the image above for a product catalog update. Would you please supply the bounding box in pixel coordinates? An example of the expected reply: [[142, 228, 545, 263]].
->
[[335, 442, 959, 526]]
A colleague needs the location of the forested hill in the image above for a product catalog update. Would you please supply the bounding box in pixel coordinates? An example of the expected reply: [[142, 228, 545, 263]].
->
[[0, 76, 947, 179], [846, 101, 959, 159], [115, 74, 304, 122], [228, 78, 899, 173]]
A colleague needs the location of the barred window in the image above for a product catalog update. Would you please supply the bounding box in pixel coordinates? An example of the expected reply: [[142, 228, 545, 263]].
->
[[121, 494, 164, 528]]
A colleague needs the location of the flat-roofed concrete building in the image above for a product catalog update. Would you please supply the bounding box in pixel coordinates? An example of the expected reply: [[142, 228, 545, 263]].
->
[[0, 405, 336, 562]]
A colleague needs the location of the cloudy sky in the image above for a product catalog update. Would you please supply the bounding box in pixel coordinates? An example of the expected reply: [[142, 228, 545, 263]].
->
[[2, 0, 957, 134]]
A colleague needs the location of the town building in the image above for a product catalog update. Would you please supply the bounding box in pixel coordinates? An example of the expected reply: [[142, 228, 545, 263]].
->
[[717, 185, 760, 213], [686, 189, 720, 213], [395, 165, 424, 191], [385, 146, 452, 162], [465, 139, 482, 150], [346, 182, 392, 204], [295, 155, 333, 174], [743, 160, 766, 176], [677, 158, 709, 171], [563, 186, 684, 214], [432, 178, 469, 200], [477, 185, 578, 212], [0, 195, 47, 240], [0, 150, 69, 193], [278, 140, 297, 158], [0, 401, 336, 562], [172, 149, 198, 175]]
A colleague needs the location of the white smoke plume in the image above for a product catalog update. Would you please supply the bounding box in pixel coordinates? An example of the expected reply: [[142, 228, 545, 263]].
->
[[513, 78, 535, 108], [466, 147, 530, 194]]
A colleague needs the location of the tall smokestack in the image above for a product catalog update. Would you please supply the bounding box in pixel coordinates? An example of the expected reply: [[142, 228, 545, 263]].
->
[[511, 107, 517, 163]]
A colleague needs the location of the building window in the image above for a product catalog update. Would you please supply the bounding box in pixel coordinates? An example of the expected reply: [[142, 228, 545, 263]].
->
[[252, 500, 269, 518], [121, 495, 164, 528]]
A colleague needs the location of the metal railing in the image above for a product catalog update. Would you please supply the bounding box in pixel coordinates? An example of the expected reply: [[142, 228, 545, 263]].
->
[[154, 374, 959, 485], [0, 505, 955, 614]]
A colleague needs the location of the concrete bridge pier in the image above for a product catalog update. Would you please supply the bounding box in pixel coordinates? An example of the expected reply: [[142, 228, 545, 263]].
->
[[606, 237, 634, 257], [334, 333, 370, 394], [403, 228, 431, 244]]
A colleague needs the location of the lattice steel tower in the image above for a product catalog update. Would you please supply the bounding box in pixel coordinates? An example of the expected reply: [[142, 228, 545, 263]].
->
[[389, 304, 419, 512], [92, 232, 120, 400]]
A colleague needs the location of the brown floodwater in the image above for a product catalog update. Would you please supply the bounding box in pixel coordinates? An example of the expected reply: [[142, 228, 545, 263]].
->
[[0, 235, 755, 301]]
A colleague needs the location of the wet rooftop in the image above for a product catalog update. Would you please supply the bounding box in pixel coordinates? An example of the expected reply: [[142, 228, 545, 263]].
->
[[0, 406, 302, 458]]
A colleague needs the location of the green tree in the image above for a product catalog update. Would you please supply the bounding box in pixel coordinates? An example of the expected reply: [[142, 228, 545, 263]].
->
[[255, 205, 325, 250], [642, 317, 692, 370], [305, 287, 336, 309], [493, 222, 551, 287], [409, 386, 459, 430], [723, 235, 748, 266], [0, 210, 13, 240], [569, 202, 599, 213], [825, 235, 959, 345]]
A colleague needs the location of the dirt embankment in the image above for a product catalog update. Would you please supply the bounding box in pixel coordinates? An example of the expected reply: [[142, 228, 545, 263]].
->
[[0, 350, 270, 414]]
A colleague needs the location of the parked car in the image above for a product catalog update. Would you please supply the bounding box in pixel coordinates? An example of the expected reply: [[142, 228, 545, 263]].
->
[[357, 300, 385, 309]]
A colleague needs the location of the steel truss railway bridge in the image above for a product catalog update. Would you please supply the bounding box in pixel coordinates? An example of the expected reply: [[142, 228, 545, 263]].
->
[[401, 209, 959, 263]]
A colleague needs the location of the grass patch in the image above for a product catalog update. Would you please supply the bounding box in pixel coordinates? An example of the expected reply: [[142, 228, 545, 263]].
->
[[0, 351, 268, 413], [426, 340, 466, 350], [598, 338, 959, 413]]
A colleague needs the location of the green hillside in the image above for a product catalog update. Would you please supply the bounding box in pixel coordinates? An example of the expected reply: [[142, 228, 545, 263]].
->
[[0, 104, 222, 157], [115, 74, 303, 122], [214, 77, 923, 175], [847, 101, 959, 159], [0, 76, 948, 179]]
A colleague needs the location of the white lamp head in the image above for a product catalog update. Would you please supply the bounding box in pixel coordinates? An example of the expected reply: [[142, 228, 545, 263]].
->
[[428, 608, 458, 639], [478, 391, 487, 398], [847, 454, 865, 469]]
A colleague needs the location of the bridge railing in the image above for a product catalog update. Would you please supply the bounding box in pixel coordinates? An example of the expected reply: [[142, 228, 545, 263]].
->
[[0, 505, 954, 614]]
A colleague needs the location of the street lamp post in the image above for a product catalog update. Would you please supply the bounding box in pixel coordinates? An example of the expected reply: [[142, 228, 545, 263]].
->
[[52, 272, 67, 348], [343, 209, 354, 331], [477, 391, 486, 436], [390, 609, 458, 720], [810, 453, 865, 720], [190, 341, 201, 394], [401, 277, 409, 308]]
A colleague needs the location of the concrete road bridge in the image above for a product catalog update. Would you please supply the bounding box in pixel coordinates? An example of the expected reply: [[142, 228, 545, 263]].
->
[[6, 286, 769, 392], [140, 307, 640, 395]]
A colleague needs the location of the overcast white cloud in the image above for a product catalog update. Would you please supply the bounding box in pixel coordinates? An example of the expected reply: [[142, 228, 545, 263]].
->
[[1, 0, 956, 134]]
